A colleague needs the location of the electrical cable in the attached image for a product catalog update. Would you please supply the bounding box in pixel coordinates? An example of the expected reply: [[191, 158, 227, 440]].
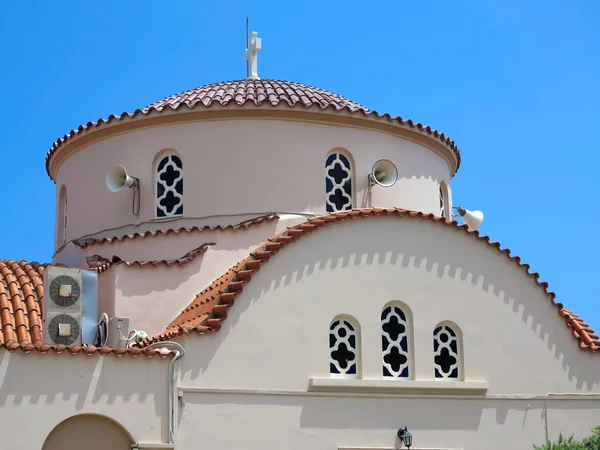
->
[[52, 210, 315, 257], [132, 186, 140, 216], [118, 327, 139, 347], [143, 341, 186, 444], [96, 313, 109, 347]]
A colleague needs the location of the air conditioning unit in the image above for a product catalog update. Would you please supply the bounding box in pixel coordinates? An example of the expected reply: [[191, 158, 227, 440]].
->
[[43, 266, 99, 346], [106, 316, 130, 348]]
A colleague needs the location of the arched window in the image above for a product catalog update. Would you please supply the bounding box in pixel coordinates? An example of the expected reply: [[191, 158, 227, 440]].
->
[[381, 304, 412, 378], [58, 185, 67, 245], [155, 152, 183, 218], [329, 316, 359, 378], [440, 180, 450, 219], [439, 186, 445, 218], [433, 322, 462, 379], [325, 151, 353, 212]]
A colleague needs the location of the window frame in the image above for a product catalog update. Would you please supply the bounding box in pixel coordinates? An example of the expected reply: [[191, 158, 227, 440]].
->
[[325, 149, 354, 213], [381, 302, 414, 379], [329, 315, 361, 379], [433, 321, 464, 380], [154, 150, 184, 218]]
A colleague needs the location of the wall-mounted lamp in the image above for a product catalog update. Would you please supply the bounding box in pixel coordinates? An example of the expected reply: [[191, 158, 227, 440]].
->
[[397, 427, 413, 448]]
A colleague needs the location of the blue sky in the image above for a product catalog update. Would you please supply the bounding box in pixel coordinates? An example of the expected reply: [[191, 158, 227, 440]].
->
[[1, 1, 599, 328]]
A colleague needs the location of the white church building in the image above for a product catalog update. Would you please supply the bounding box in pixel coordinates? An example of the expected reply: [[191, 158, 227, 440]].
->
[[1, 31, 599, 450]]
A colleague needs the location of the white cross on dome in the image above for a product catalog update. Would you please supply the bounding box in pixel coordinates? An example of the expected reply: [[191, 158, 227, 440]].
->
[[246, 31, 262, 80]]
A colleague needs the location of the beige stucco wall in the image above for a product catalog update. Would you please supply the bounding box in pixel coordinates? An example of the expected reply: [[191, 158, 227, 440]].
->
[[176, 392, 599, 450], [62, 213, 305, 264], [110, 227, 265, 336], [0, 351, 169, 450], [52, 215, 308, 336], [175, 215, 600, 449], [53, 118, 452, 251], [6, 215, 600, 449]]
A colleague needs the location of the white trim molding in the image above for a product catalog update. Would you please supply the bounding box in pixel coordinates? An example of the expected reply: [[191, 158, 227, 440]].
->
[[131, 444, 175, 449], [309, 378, 489, 395], [338, 447, 461, 450]]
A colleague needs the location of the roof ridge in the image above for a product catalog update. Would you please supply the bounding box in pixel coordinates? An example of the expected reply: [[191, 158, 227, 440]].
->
[[146, 79, 361, 104], [0, 341, 172, 358], [145, 208, 600, 354], [73, 213, 279, 249]]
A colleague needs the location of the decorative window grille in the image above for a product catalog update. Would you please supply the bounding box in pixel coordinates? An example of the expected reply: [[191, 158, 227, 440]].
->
[[156, 154, 183, 217], [329, 318, 358, 377], [433, 324, 460, 379], [381, 305, 410, 378], [325, 153, 352, 212]]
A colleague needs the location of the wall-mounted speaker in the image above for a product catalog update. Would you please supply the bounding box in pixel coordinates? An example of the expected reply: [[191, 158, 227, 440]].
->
[[454, 206, 484, 230], [106, 165, 139, 192], [369, 159, 398, 188]]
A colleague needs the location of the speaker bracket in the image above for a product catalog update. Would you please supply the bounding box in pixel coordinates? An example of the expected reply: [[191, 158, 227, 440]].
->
[[367, 173, 378, 187]]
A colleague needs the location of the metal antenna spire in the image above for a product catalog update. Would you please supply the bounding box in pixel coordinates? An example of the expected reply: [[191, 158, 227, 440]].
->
[[244, 18, 262, 80]]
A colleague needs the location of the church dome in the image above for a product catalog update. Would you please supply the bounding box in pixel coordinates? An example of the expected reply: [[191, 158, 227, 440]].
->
[[46, 78, 461, 179], [144, 79, 369, 113]]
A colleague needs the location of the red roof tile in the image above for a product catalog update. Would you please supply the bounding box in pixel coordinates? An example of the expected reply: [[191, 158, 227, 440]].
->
[[0, 260, 45, 346], [86, 242, 214, 273], [46, 80, 461, 179], [74, 214, 278, 249], [146, 79, 368, 112], [0, 260, 170, 358], [146, 208, 600, 354]]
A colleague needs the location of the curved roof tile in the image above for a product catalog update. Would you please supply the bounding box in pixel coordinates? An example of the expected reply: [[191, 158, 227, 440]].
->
[[86, 242, 215, 273], [145, 79, 368, 112], [0, 260, 45, 346], [146, 208, 600, 354], [45, 80, 461, 179], [74, 214, 278, 249]]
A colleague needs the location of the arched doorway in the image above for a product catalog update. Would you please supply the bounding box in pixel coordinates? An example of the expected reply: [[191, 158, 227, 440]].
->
[[43, 414, 133, 450]]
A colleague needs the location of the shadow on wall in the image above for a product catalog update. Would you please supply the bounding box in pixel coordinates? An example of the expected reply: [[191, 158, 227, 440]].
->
[[357, 173, 440, 209], [85, 218, 282, 262], [114, 252, 208, 297], [113, 223, 281, 298], [192, 392, 487, 430], [182, 218, 600, 390], [181, 393, 600, 448], [187, 392, 595, 429], [0, 353, 166, 420]]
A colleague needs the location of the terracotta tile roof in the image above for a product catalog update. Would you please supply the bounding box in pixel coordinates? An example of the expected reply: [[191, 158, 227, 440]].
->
[[1, 341, 172, 358], [86, 242, 215, 273], [0, 260, 45, 346], [74, 214, 278, 249], [0, 260, 171, 358], [146, 79, 368, 112], [146, 208, 600, 354], [46, 80, 461, 179]]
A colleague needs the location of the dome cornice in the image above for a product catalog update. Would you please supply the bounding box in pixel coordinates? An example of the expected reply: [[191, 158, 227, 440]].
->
[[45, 79, 461, 180]]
